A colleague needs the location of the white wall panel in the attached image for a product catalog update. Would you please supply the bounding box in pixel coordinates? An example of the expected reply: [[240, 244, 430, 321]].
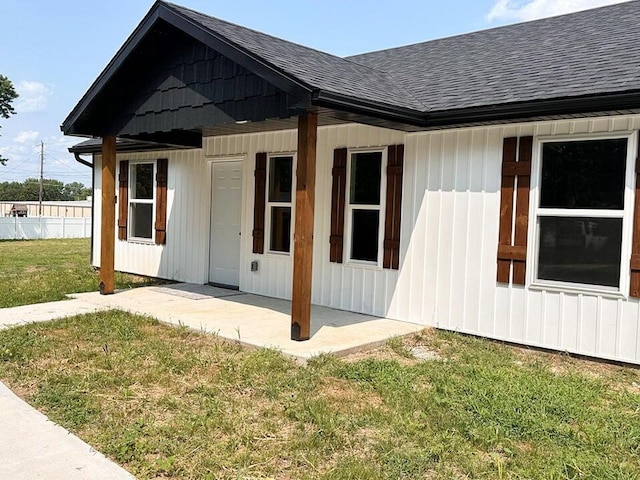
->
[[89, 114, 640, 364], [93, 148, 208, 283]]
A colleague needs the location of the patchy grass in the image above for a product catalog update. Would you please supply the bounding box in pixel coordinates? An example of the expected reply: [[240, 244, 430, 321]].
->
[[1, 313, 640, 479], [0, 238, 153, 307]]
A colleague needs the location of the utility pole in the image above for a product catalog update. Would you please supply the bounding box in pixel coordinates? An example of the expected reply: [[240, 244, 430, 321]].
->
[[39, 141, 44, 216]]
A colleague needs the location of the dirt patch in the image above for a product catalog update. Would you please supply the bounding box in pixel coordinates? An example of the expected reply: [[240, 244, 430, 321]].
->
[[23, 266, 45, 274], [318, 376, 385, 412]]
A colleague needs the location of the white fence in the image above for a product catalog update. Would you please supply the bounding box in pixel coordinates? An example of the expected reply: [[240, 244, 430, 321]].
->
[[0, 216, 92, 240]]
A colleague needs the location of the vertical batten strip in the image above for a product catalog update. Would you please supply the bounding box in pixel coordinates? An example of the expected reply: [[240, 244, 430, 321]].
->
[[513, 137, 532, 284], [629, 135, 640, 297], [497, 137, 517, 283]]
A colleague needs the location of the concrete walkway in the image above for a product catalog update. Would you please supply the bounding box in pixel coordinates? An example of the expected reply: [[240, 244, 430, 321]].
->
[[0, 382, 135, 479], [0, 298, 110, 330], [0, 299, 134, 479]]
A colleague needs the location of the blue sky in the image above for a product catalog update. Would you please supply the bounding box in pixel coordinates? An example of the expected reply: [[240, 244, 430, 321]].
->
[[0, 0, 630, 186]]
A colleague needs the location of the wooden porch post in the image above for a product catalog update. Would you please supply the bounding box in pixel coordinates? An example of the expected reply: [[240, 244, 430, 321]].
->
[[100, 135, 116, 295], [291, 112, 318, 341]]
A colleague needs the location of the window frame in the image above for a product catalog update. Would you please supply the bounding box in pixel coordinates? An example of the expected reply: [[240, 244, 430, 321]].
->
[[345, 147, 387, 268], [265, 153, 296, 256], [528, 132, 637, 297], [127, 160, 156, 244]]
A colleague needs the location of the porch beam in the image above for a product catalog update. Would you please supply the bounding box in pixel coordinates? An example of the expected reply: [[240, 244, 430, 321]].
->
[[291, 112, 318, 341], [99, 135, 116, 295]]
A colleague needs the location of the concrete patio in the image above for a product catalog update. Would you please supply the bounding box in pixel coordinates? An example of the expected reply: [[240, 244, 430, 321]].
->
[[72, 284, 423, 362]]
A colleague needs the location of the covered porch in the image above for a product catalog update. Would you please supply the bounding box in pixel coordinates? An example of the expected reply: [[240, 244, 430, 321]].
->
[[61, 1, 421, 342], [70, 284, 422, 362]]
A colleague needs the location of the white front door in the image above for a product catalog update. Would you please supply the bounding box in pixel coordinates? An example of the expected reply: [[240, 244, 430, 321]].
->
[[209, 161, 242, 288]]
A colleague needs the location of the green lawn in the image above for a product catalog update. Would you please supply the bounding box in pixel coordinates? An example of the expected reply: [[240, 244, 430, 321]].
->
[[0, 238, 152, 307], [1, 312, 639, 479]]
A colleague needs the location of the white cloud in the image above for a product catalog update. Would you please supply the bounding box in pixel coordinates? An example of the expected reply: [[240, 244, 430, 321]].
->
[[14, 130, 39, 144], [486, 0, 630, 22], [14, 81, 54, 113]]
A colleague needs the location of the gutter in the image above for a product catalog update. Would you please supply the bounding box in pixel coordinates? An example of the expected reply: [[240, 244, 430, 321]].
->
[[74, 152, 93, 168], [419, 90, 640, 128], [314, 88, 640, 130], [312, 90, 426, 126]]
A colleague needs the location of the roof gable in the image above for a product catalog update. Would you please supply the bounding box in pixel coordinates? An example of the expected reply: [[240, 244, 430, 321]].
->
[[63, 0, 640, 138], [67, 19, 293, 143], [62, 1, 425, 138]]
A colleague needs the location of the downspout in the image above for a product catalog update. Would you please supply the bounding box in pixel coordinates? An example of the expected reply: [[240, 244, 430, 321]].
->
[[74, 152, 93, 168], [74, 152, 95, 264]]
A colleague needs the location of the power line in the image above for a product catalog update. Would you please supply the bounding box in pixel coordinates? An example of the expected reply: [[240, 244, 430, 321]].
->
[[0, 151, 39, 175]]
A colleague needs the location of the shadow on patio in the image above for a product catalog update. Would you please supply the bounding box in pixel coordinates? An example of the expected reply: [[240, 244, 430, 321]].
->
[[71, 283, 423, 362]]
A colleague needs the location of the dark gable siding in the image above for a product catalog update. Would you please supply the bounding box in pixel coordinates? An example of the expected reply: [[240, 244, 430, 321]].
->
[[78, 20, 293, 137]]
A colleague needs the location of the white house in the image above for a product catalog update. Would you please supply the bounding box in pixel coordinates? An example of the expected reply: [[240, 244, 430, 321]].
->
[[65, 1, 640, 364]]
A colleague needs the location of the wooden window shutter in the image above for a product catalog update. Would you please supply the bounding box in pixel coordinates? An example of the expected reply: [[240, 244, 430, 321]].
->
[[329, 147, 347, 263], [497, 136, 532, 285], [155, 158, 168, 245], [630, 139, 640, 297], [117, 160, 129, 241], [252, 152, 267, 254], [383, 144, 404, 269]]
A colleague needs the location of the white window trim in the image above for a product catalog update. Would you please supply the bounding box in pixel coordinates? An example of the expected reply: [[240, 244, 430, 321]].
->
[[345, 147, 387, 268], [265, 153, 296, 256], [527, 131, 637, 297], [127, 160, 156, 244]]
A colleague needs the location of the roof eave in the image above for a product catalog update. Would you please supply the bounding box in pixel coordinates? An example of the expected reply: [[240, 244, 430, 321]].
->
[[419, 90, 640, 128], [312, 89, 640, 130], [68, 138, 185, 154], [311, 90, 426, 125]]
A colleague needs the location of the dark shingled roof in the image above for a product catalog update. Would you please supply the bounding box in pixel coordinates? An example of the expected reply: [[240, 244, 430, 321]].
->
[[347, 0, 640, 112], [166, 0, 640, 115], [164, 2, 427, 112], [64, 0, 640, 139]]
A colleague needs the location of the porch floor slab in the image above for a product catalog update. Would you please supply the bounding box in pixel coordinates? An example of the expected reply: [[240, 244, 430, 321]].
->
[[71, 284, 423, 362]]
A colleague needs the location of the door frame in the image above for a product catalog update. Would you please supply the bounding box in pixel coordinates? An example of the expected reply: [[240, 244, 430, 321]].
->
[[206, 155, 246, 288]]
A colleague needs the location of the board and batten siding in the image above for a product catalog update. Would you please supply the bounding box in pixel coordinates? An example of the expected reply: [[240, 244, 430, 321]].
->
[[204, 125, 406, 307], [205, 118, 640, 364], [402, 116, 640, 365], [93, 148, 209, 283], [93, 116, 640, 364]]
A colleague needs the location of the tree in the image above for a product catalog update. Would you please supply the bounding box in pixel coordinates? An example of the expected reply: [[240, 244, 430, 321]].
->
[[62, 181, 92, 201], [0, 178, 90, 201], [0, 74, 18, 166]]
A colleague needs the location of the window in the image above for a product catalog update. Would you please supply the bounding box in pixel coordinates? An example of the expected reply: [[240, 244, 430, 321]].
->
[[533, 136, 633, 290], [347, 151, 384, 263], [129, 162, 155, 240], [267, 155, 293, 253]]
